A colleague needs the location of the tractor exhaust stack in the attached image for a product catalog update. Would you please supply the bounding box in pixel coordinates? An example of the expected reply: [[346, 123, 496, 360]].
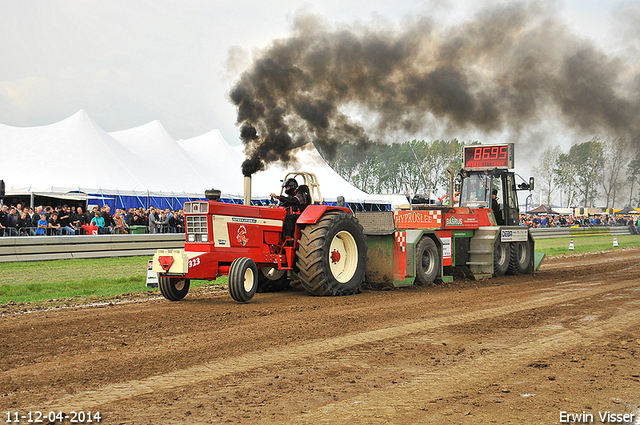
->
[[244, 175, 252, 206]]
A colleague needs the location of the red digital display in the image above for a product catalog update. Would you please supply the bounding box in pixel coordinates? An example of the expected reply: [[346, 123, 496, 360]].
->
[[463, 143, 514, 170]]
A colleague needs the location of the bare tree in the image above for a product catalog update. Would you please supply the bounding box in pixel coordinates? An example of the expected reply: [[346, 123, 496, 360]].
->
[[556, 152, 578, 208], [533, 145, 562, 206], [629, 155, 640, 207], [601, 137, 629, 208], [414, 139, 463, 196], [575, 139, 605, 207]]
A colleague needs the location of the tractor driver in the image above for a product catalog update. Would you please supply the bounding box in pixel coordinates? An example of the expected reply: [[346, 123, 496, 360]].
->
[[492, 189, 505, 225], [271, 178, 310, 240]]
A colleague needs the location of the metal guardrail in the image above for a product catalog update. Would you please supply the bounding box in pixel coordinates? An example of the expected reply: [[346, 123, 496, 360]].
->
[[530, 226, 635, 239], [0, 226, 636, 263], [0, 233, 184, 263]]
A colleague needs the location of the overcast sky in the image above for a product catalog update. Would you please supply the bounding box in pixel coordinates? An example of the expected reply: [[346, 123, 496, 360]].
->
[[0, 0, 635, 156]]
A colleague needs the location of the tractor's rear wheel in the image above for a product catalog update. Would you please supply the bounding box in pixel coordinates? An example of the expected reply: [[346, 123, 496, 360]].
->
[[508, 241, 532, 275], [257, 267, 290, 293], [296, 211, 367, 296], [159, 276, 190, 301], [228, 257, 258, 302], [415, 236, 439, 285], [493, 238, 510, 276]]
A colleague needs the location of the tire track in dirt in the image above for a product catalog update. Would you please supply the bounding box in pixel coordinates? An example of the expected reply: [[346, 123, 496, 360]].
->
[[39, 277, 640, 412], [292, 299, 640, 424]]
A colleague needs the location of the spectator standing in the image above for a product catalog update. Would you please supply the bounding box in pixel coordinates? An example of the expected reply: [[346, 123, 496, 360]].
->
[[164, 208, 173, 220], [88, 206, 98, 221], [48, 213, 62, 235], [0, 204, 8, 236], [17, 211, 35, 236], [75, 207, 89, 228], [73, 207, 83, 234], [6, 206, 19, 236], [112, 209, 128, 234], [90, 211, 106, 234], [140, 208, 149, 228], [30, 206, 43, 224], [157, 211, 169, 233], [176, 210, 184, 232], [101, 206, 113, 233], [126, 208, 135, 225], [36, 214, 48, 235], [66, 205, 77, 228], [169, 210, 183, 233], [43, 206, 53, 220], [57, 206, 76, 235], [148, 207, 159, 233], [127, 209, 144, 227]]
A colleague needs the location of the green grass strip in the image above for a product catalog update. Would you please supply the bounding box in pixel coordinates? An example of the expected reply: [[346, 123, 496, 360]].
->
[[0, 256, 225, 305], [1, 234, 640, 306], [534, 234, 640, 256]]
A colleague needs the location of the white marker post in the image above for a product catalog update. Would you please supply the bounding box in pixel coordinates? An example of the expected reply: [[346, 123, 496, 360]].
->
[[146, 259, 158, 287]]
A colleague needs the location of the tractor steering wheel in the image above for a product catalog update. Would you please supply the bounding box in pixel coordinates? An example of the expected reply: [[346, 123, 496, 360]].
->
[[270, 195, 288, 208]]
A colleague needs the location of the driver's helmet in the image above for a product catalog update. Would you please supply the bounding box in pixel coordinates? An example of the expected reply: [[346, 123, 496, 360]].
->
[[282, 178, 298, 196]]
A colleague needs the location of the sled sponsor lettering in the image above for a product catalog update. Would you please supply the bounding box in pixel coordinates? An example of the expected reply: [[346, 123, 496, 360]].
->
[[394, 210, 442, 229]]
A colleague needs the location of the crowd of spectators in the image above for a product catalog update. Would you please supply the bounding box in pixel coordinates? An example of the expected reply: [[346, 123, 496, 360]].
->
[[0, 203, 184, 236], [520, 214, 640, 229], [3, 202, 640, 237]]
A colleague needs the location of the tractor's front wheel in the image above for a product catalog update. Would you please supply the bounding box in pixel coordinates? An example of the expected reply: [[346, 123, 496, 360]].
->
[[296, 211, 367, 296], [228, 257, 258, 302], [159, 276, 190, 301]]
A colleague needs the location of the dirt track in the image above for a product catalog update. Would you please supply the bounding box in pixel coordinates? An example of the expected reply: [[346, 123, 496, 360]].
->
[[2, 248, 640, 424]]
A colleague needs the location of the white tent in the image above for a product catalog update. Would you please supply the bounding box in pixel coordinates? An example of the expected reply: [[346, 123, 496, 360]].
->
[[0, 110, 147, 193], [108, 120, 214, 194], [175, 129, 245, 197], [1, 110, 390, 208]]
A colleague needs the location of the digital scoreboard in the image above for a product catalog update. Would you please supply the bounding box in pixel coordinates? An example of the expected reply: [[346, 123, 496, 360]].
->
[[463, 143, 514, 170]]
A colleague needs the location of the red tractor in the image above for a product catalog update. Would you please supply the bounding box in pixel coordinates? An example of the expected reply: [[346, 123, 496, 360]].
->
[[153, 143, 542, 303], [152, 172, 368, 302]]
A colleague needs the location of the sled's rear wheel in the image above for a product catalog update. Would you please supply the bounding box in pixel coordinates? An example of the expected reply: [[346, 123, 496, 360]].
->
[[493, 238, 510, 276], [508, 241, 532, 275], [415, 237, 439, 285]]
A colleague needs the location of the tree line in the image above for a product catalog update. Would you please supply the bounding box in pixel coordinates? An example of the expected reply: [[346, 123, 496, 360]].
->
[[318, 137, 639, 209], [319, 139, 466, 198], [534, 137, 640, 209]]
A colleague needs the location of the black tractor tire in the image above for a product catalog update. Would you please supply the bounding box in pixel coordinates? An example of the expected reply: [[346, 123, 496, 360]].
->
[[158, 276, 190, 301], [256, 267, 290, 293], [493, 237, 510, 276], [415, 236, 440, 285], [508, 240, 532, 275], [228, 257, 259, 302], [296, 211, 367, 296]]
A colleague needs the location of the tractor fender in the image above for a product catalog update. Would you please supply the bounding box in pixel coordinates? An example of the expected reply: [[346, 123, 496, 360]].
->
[[296, 205, 351, 225]]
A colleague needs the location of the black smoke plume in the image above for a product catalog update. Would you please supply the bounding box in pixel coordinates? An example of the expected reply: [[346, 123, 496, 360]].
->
[[229, 2, 640, 175]]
